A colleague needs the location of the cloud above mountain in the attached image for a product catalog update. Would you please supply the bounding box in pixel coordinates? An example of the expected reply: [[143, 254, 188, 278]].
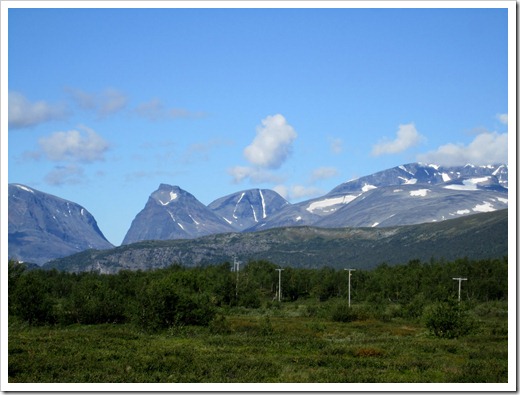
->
[[417, 131, 508, 166], [310, 167, 339, 183], [8, 91, 68, 129], [229, 114, 297, 184], [37, 126, 110, 163], [244, 114, 297, 169], [273, 184, 324, 201], [372, 123, 425, 156], [65, 87, 128, 118]]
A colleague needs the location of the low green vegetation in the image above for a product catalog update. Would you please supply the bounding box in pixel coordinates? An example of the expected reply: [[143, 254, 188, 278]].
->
[[8, 257, 508, 383]]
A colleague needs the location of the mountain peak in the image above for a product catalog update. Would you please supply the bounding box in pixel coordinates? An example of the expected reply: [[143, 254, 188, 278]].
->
[[207, 188, 289, 231], [152, 184, 185, 206], [8, 183, 113, 265], [122, 185, 234, 245]]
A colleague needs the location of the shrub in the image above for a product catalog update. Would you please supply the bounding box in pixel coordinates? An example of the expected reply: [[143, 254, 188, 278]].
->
[[424, 299, 474, 339], [209, 314, 232, 335], [259, 315, 274, 335], [10, 272, 55, 325], [135, 278, 215, 332], [65, 276, 126, 325], [330, 301, 359, 323]]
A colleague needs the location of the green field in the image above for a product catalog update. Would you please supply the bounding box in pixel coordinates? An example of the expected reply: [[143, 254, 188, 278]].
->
[[9, 300, 508, 384], [8, 258, 509, 384]]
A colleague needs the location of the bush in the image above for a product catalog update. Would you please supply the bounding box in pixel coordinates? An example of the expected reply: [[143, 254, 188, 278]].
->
[[330, 301, 359, 323], [259, 315, 274, 335], [209, 314, 232, 335], [64, 276, 126, 325], [135, 278, 215, 332], [424, 299, 474, 338], [10, 273, 55, 325]]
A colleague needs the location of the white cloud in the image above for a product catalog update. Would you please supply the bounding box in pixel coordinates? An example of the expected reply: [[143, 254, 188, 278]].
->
[[66, 87, 128, 118], [44, 165, 84, 186], [496, 113, 508, 125], [372, 123, 425, 156], [417, 131, 508, 166], [310, 167, 339, 183], [134, 98, 207, 121], [228, 166, 284, 184], [99, 88, 128, 117], [273, 184, 323, 201], [38, 126, 110, 163], [9, 91, 68, 129], [244, 114, 297, 169]]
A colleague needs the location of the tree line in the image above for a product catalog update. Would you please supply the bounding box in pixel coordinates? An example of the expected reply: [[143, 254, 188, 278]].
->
[[8, 257, 507, 331]]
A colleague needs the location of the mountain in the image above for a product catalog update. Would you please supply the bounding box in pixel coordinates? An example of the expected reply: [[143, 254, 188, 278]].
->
[[207, 188, 290, 230], [248, 163, 508, 230], [8, 184, 113, 265], [122, 184, 235, 245], [43, 209, 508, 273]]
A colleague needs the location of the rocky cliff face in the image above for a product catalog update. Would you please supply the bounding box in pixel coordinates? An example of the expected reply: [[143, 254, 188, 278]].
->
[[8, 184, 113, 265]]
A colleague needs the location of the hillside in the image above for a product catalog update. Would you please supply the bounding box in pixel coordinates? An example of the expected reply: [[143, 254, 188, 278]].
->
[[8, 184, 113, 264], [44, 209, 508, 273]]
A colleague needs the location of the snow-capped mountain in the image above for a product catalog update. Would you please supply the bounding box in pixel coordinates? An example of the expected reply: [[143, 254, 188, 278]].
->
[[249, 163, 508, 230], [122, 184, 235, 244], [8, 184, 113, 265], [207, 189, 290, 230], [10, 162, 509, 265]]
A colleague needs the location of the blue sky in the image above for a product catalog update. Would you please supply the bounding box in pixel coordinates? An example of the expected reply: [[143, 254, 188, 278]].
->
[[6, 3, 511, 245]]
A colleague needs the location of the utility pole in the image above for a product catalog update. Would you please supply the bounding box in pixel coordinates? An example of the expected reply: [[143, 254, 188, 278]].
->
[[275, 268, 284, 302], [344, 269, 356, 307], [452, 277, 467, 301], [234, 257, 241, 297]]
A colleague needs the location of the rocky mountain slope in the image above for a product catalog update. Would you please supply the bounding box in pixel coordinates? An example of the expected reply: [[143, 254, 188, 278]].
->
[[10, 162, 509, 265], [8, 184, 113, 265], [44, 209, 508, 273], [248, 163, 508, 231], [207, 188, 290, 230], [122, 184, 236, 245]]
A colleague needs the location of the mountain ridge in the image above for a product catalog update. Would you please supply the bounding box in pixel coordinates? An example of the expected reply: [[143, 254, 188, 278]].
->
[[43, 209, 508, 273], [10, 162, 508, 265]]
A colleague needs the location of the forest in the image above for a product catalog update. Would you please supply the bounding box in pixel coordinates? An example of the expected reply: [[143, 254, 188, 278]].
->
[[8, 257, 509, 383]]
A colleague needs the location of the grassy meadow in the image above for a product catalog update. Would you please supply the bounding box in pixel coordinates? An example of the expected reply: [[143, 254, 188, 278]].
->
[[8, 258, 509, 384], [8, 299, 508, 383]]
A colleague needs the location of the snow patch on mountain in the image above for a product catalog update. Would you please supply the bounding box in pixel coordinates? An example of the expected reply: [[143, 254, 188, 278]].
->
[[473, 201, 495, 213], [259, 189, 267, 219], [15, 184, 35, 193], [409, 189, 430, 197], [362, 184, 377, 192], [306, 194, 359, 214], [156, 191, 179, 205], [444, 177, 493, 191]]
